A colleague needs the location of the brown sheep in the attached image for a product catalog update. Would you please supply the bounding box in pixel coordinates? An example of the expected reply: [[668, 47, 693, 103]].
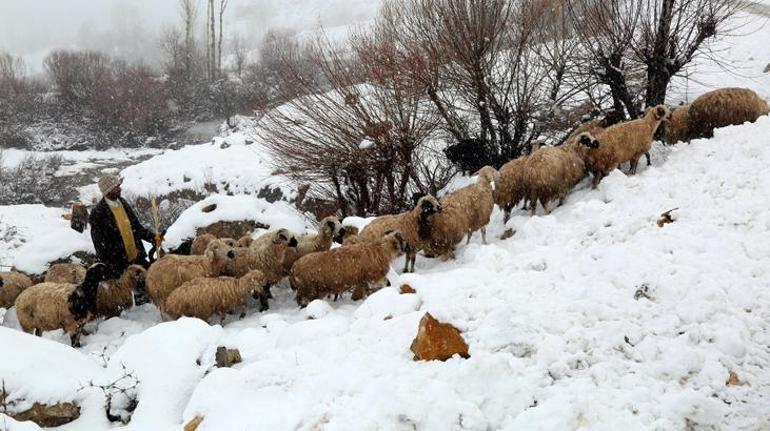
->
[[494, 156, 529, 223], [354, 195, 442, 273], [95, 265, 147, 319], [665, 104, 690, 145], [521, 134, 599, 215], [146, 239, 235, 311], [44, 263, 87, 284], [14, 264, 110, 347], [341, 225, 359, 245], [291, 231, 408, 307], [584, 105, 670, 188], [420, 198, 470, 259], [0, 271, 34, 308], [164, 270, 269, 322], [190, 233, 237, 255], [283, 216, 343, 272], [224, 228, 299, 300], [688, 88, 769, 139], [236, 234, 253, 248]]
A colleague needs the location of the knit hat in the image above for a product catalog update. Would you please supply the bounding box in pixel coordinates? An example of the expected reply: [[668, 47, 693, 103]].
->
[[98, 175, 122, 196]]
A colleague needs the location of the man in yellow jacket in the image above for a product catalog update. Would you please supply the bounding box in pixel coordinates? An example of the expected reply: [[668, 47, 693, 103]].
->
[[89, 175, 157, 304]]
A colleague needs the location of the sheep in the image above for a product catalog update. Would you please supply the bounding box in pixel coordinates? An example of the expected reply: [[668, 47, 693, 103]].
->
[[520, 134, 599, 216], [422, 166, 498, 258], [563, 109, 625, 145], [0, 271, 33, 308], [236, 234, 253, 248], [164, 270, 269, 322], [444, 138, 495, 175], [665, 104, 691, 145], [95, 265, 147, 319], [224, 229, 299, 295], [584, 105, 670, 188], [687, 88, 769, 139], [14, 264, 110, 347], [354, 195, 442, 273], [190, 233, 237, 255], [44, 263, 86, 284], [146, 239, 235, 311], [494, 156, 529, 223], [283, 216, 344, 272], [340, 225, 359, 245], [291, 231, 408, 307]]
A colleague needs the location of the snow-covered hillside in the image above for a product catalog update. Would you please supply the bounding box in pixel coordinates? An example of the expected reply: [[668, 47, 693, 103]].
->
[[2, 115, 770, 430]]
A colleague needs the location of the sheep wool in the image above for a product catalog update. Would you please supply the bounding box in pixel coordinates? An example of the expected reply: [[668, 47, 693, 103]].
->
[[224, 229, 298, 288], [95, 265, 147, 318], [687, 88, 769, 139], [283, 216, 343, 272], [665, 104, 691, 145], [164, 270, 268, 322], [190, 233, 236, 255], [0, 271, 34, 308], [494, 156, 529, 223], [146, 239, 234, 310], [44, 263, 87, 284], [291, 231, 408, 307]]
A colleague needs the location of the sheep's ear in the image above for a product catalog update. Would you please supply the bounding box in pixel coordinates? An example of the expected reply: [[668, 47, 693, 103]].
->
[[326, 221, 336, 232], [656, 106, 666, 118]]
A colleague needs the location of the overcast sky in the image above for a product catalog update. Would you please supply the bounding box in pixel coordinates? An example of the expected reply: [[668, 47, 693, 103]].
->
[[0, 0, 381, 74]]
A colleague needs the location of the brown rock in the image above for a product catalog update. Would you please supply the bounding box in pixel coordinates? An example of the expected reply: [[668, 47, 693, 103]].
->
[[12, 402, 80, 427], [656, 208, 678, 228], [184, 416, 205, 431], [197, 220, 268, 239], [764, 63, 770, 74], [500, 228, 515, 240], [727, 371, 741, 386], [410, 313, 470, 361], [215, 346, 242, 368], [399, 284, 416, 294]]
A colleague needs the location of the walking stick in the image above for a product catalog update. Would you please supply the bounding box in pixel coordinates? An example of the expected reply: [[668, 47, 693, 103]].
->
[[150, 197, 165, 261]]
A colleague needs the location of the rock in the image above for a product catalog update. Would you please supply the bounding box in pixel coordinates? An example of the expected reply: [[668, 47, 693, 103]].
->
[[500, 228, 515, 240], [12, 402, 80, 428], [197, 220, 268, 239], [70, 202, 89, 233], [399, 284, 416, 294], [727, 371, 741, 386], [764, 63, 770, 73], [184, 416, 205, 431], [656, 208, 678, 227], [215, 347, 242, 368], [410, 313, 470, 361], [201, 204, 218, 213]]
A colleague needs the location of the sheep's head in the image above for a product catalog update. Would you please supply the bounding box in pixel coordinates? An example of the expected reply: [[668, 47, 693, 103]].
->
[[122, 265, 147, 284], [384, 230, 408, 255], [272, 228, 299, 248], [578, 132, 600, 149], [416, 195, 442, 217], [646, 104, 670, 122], [237, 235, 253, 248], [340, 225, 359, 244], [205, 239, 236, 262], [69, 263, 110, 320], [319, 216, 343, 242], [222, 238, 238, 248], [474, 166, 498, 184]]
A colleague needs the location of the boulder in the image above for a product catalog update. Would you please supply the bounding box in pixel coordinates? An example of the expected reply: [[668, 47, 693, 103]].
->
[[410, 313, 470, 361], [12, 402, 80, 428], [215, 347, 242, 368]]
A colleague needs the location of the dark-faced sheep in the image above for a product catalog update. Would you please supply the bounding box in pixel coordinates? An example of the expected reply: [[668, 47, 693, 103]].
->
[[0, 271, 34, 308], [283, 216, 343, 272], [291, 231, 408, 307], [444, 138, 495, 175], [146, 239, 235, 311], [14, 264, 110, 347], [224, 229, 299, 286], [584, 105, 670, 188], [164, 270, 269, 322], [354, 195, 442, 273], [688, 88, 769, 139]]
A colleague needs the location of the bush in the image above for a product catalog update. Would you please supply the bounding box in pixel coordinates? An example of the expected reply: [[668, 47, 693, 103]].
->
[[0, 152, 73, 205]]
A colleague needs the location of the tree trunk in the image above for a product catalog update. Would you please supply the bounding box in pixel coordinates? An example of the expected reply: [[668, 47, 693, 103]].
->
[[218, 0, 227, 76], [208, 0, 216, 81]]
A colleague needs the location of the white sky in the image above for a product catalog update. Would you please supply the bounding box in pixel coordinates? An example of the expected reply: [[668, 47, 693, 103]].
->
[[0, 0, 381, 74]]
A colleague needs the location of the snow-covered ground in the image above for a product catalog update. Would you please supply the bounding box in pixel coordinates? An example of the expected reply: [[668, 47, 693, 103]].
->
[[2, 115, 770, 430]]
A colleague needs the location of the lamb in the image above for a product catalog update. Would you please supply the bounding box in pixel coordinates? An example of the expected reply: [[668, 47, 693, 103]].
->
[[687, 88, 769, 139], [584, 105, 670, 188], [494, 156, 529, 223], [190, 233, 237, 255], [95, 265, 147, 319], [44, 263, 86, 284], [520, 134, 599, 215], [0, 271, 33, 308], [422, 166, 498, 258], [146, 239, 235, 311], [665, 104, 691, 145], [291, 231, 408, 307], [164, 270, 269, 322], [223, 228, 299, 287], [354, 195, 442, 273], [283, 216, 344, 272], [14, 264, 110, 347]]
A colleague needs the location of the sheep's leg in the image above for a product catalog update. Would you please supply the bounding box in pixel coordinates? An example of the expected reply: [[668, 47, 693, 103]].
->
[[530, 199, 537, 216], [264, 285, 274, 299], [542, 200, 551, 215], [333, 293, 339, 301], [466, 230, 472, 244], [481, 227, 487, 244], [503, 204, 512, 224], [238, 306, 247, 319], [258, 293, 269, 312], [402, 253, 410, 273], [70, 330, 82, 348], [591, 173, 602, 189], [33, 328, 41, 337], [629, 158, 639, 175], [645, 152, 651, 166]]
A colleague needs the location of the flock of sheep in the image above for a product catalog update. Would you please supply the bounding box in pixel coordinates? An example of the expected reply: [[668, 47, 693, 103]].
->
[[0, 87, 767, 348]]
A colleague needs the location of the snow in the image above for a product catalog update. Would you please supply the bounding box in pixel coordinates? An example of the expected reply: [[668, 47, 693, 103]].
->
[[358, 139, 375, 150], [2, 117, 770, 429], [163, 194, 311, 248], [0, 205, 94, 274], [78, 133, 294, 205]]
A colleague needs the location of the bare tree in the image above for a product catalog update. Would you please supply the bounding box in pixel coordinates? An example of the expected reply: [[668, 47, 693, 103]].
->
[[218, 0, 228, 74], [178, 0, 198, 75], [231, 33, 248, 79]]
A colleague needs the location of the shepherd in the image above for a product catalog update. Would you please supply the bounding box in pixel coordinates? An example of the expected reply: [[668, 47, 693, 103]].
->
[[89, 175, 161, 305]]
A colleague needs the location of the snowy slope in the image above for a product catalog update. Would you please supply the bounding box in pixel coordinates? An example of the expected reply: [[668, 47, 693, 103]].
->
[[2, 116, 769, 430]]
